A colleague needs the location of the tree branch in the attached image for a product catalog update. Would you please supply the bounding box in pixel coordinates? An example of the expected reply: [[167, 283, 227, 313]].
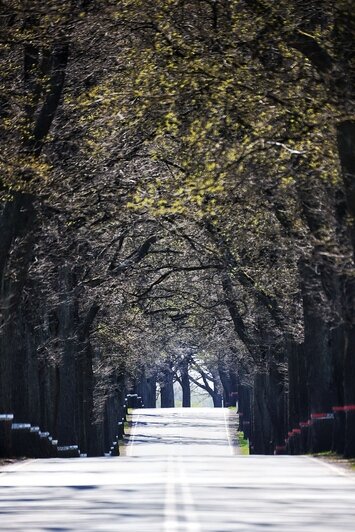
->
[[110, 235, 157, 274]]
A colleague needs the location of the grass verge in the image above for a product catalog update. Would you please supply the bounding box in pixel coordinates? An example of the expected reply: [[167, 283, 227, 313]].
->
[[237, 431, 249, 455]]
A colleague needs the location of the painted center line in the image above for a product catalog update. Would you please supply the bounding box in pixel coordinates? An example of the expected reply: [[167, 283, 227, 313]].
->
[[164, 456, 179, 532], [177, 454, 201, 532], [163, 454, 201, 532]]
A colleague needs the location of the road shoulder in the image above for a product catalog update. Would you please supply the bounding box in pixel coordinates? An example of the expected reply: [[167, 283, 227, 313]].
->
[[312, 453, 355, 474]]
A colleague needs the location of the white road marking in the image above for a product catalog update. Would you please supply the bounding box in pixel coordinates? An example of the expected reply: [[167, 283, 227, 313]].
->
[[223, 408, 234, 455], [164, 455, 201, 532], [163, 410, 201, 531], [177, 454, 201, 532], [126, 412, 140, 457], [0, 459, 35, 475], [305, 455, 355, 480], [164, 456, 179, 532]]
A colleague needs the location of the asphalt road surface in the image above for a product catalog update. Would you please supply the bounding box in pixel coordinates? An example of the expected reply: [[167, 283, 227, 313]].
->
[[1, 408, 355, 531]]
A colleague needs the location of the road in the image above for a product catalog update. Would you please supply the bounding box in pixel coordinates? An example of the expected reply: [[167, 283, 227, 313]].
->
[[1, 408, 355, 531]]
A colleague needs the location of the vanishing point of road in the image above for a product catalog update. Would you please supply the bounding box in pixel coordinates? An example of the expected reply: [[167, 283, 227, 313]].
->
[[1, 408, 355, 531]]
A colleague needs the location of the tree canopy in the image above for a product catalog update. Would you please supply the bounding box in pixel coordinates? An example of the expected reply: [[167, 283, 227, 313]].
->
[[0, 0, 354, 456]]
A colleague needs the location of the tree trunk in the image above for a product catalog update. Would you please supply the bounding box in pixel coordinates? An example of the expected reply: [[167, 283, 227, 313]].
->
[[136, 370, 157, 408], [160, 371, 175, 408], [252, 373, 270, 454], [337, 121, 355, 260], [212, 392, 223, 408], [301, 262, 336, 454], [329, 325, 346, 454], [180, 359, 191, 407], [0, 194, 36, 416], [238, 381, 251, 440], [55, 268, 79, 446], [336, 122, 355, 457], [146, 376, 157, 408], [218, 366, 238, 407], [344, 323, 355, 457]]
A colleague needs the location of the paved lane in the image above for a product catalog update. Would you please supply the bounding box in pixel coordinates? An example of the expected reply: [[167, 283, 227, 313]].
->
[[0, 408, 355, 531]]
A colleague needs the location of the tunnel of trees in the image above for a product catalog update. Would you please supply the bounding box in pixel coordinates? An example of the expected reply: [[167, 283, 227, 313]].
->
[[0, 0, 354, 457]]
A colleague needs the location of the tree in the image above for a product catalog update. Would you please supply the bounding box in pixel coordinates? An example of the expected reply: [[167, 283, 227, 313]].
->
[[1, 0, 353, 458]]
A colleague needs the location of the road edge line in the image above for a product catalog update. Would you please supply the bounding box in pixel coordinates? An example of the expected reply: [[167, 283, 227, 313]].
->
[[304, 455, 355, 480]]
